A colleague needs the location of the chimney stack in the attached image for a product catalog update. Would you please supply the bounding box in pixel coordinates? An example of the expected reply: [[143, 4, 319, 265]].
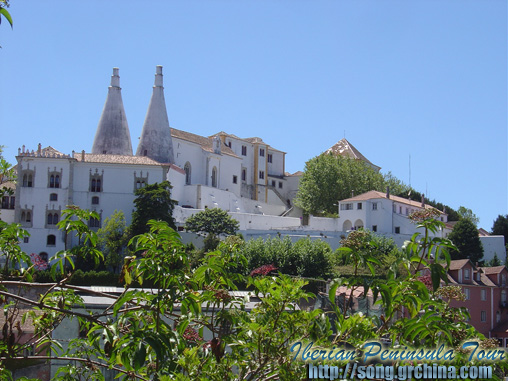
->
[[386, 186, 390, 199], [81, 150, 85, 162]]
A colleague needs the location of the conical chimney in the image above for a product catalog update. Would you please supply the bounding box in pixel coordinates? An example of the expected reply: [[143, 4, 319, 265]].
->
[[136, 66, 174, 163], [91, 68, 133, 155]]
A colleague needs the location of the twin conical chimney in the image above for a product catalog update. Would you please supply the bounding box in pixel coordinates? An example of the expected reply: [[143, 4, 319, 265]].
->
[[92, 68, 133, 155], [135, 66, 175, 164], [92, 66, 174, 162]]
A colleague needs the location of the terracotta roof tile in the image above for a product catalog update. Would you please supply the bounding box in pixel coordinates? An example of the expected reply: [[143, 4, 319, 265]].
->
[[75, 153, 163, 166], [449, 259, 472, 270], [340, 190, 444, 212], [481, 266, 507, 275], [325, 138, 380, 171], [171, 128, 239, 158]]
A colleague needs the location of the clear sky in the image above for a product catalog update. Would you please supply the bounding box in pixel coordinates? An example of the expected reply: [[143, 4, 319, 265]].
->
[[1, 1, 506, 231]]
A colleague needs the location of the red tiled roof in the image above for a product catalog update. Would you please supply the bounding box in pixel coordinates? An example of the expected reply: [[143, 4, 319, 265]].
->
[[340, 190, 444, 212], [481, 266, 507, 275], [449, 259, 472, 271], [171, 128, 239, 158]]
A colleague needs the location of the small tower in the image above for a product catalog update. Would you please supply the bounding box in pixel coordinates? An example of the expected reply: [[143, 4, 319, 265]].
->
[[91, 68, 133, 156], [136, 66, 175, 164]]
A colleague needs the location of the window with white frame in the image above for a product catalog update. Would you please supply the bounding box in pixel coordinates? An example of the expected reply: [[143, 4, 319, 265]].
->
[[481, 289, 487, 301], [481, 310, 487, 322], [241, 146, 247, 156], [259, 148, 265, 157], [464, 269, 470, 280], [267, 153, 273, 163], [259, 171, 265, 180], [464, 288, 470, 300], [340, 203, 353, 211], [372, 202, 378, 210]]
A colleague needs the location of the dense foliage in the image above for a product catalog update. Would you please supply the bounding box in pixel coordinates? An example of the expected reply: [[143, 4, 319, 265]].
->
[[97, 210, 129, 272], [184, 208, 240, 252], [0, 209, 506, 380], [448, 218, 484, 263], [492, 214, 508, 244], [130, 181, 177, 237], [239, 236, 334, 279], [295, 154, 385, 215], [294, 152, 461, 220]]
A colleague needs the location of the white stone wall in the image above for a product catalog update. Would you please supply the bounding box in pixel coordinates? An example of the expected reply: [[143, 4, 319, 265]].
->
[[173, 139, 207, 186], [267, 149, 284, 177], [480, 235, 506, 263]]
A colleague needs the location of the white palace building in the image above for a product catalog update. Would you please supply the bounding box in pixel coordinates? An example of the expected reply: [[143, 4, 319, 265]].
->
[[2, 67, 505, 262]]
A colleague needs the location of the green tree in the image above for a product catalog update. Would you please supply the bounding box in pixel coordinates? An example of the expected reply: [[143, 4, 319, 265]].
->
[[0, 147, 16, 197], [457, 206, 480, 226], [240, 236, 334, 278], [489, 253, 502, 267], [97, 210, 128, 273], [130, 180, 176, 237], [492, 214, 508, 243], [185, 208, 239, 251], [448, 218, 484, 263], [295, 154, 385, 215]]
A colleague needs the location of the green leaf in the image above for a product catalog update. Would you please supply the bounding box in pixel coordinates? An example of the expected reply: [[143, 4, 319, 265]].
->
[[132, 343, 146, 371], [0, 8, 13, 28]]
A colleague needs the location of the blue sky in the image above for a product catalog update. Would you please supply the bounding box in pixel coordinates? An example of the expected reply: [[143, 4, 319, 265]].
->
[[1, 1, 506, 230]]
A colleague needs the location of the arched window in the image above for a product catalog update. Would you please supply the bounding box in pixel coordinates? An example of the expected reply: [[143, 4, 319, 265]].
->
[[184, 162, 191, 185], [342, 220, 352, 231], [47, 213, 53, 225], [39, 252, 49, 262], [96, 179, 101, 192], [21, 212, 26, 222], [46, 235, 56, 246], [91, 179, 97, 192], [92, 196, 99, 205], [89, 217, 101, 228], [50, 175, 55, 188], [27, 174, 33, 187], [23, 174, 28, 187], [211, 167, 217, 188], [53, 213, 59, 224], [55, 175, 60, 188], [136, 180, 141, 189], [26, 212, 31, 222]]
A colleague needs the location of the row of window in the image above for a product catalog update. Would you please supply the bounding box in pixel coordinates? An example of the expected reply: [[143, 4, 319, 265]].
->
[[22, 174, 61, 188], [235, 145, 273, 163], [21, 173, 152, 194], [340, 202, 378, 211], [20, 210, 100, 225]]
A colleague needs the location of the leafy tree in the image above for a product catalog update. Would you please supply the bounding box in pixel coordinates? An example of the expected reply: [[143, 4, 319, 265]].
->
[[97, 210, 129, 273], [457, 206, 480, 226], [184, 207, 239, 251], [448, 218, 484, 263], [0, 146, 15, 197], [492, 214, 508, 243], [240, 236, 334, 278], [295, 154, 385, 215], [130, 180, 176, 237]]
